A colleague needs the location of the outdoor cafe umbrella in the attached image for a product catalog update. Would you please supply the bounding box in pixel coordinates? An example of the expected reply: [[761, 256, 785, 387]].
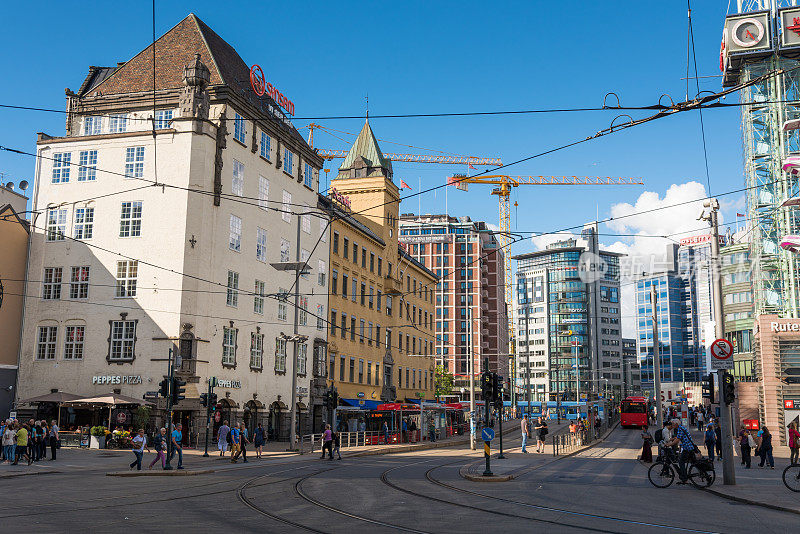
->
[[65, 393, 154, 429], [17, 391, 83, 426]]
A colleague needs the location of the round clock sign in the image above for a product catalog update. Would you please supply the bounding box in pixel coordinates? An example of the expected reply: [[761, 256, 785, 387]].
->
[[731, 17, 765, 48]]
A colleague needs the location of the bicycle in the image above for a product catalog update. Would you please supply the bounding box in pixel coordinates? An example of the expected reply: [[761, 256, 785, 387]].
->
[[783, 464, 800, 492], [647, 449, 715, 489]]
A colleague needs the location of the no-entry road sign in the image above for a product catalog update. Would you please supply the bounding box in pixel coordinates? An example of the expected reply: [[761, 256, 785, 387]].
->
[[710, 338, 734, 370]]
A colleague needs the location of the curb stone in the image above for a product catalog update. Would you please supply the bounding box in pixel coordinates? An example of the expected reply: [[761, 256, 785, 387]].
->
[[106, 468, 215, 477], [460, 422, 620, 482]]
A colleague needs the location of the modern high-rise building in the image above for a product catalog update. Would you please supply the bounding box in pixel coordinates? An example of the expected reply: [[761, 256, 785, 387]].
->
[[398, 214, 507, 400], [635, 235, 722, 392], [513, 223, 623, 403], [721, 232, 755, 380], [621, 338, 642, 397]]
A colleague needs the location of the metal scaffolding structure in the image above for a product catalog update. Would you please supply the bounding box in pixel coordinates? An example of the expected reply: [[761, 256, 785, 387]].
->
[[739, 57, 800, 317]]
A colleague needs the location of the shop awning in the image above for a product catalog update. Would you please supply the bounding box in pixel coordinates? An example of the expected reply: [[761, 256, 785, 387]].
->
[[65, 392, 154, 406], [18, 392, 83, 404], [340, 398, 380, 410]]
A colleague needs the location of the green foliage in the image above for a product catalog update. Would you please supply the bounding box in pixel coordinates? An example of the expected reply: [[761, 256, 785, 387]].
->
[[434, 365, 454, 399], [90, 425, 107, 436], [133, 406, 152, 430]]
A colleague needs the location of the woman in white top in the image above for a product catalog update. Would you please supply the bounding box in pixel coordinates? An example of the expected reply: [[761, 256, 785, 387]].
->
[[2, 422, 16, 464]]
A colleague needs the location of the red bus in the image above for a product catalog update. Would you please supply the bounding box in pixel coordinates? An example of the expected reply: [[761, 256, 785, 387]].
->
[[620, 396, 648, 428]]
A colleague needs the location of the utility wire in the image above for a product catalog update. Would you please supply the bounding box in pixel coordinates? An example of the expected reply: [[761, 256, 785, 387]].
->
[[688, 0, 713, 195]]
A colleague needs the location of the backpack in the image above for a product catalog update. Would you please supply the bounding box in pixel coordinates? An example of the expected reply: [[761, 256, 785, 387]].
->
[[654, 428, 664, 443]]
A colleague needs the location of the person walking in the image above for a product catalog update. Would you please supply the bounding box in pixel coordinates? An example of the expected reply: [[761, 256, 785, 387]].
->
[[331, 429, 342, 460], [788, 421, 800, 465], [239, 423, 249, 463], [704, 423, 716, 462], [520, 415, 529, 454], [149, 428, 167, 469], [230, 422, 240, 462], [428, 419, 436, 442], [382, 420, 390, 445], [535, 417, 548, 453], [758, 425, 775, 469], [231, 423, 248, 463], [217, 420, 230, 457], [739, 426, 753, 469], [402, 418, 408, 443], [2, 422, 15, 465], [321, 424, 333, 459], [48, 419, 59, 461], [169, 423, 184, 470], [696, 409, 705, 432], [254, 423, 265, 459], [13, 423, 30, 465], [129, 428, 149, 471], [30, 421, 41, 462], [640, 425, 653, 463], [714, 421, 722, 459]]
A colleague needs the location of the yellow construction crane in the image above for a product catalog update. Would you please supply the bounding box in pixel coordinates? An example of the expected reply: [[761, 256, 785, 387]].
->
[[306, 123, 502, 166], [449, 173, 644, 400]]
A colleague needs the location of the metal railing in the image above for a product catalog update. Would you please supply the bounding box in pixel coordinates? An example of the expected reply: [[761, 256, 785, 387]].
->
[[299, 431, 383, 454], [552, 413, 617, 456]]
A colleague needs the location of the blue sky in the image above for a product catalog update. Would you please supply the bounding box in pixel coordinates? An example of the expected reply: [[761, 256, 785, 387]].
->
[[0, 1, 743, 253]]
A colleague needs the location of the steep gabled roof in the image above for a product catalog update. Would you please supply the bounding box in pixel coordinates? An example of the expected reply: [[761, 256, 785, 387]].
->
[[339, 120, 392, 175]]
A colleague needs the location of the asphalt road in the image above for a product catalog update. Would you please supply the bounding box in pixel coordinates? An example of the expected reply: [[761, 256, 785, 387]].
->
[[1, 426, 796, 533]]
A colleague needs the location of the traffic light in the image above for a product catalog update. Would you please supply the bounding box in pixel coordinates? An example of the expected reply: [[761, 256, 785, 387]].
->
[[722, 373, 735, 405], [209, 393, 218, 407], [701, 374, 715, 404], [494, 375, 504, 410], [200, 393, 208, 407], [172, 377, 186, 404], [481, 371, 494, 401], [159, 378, 170, 398]]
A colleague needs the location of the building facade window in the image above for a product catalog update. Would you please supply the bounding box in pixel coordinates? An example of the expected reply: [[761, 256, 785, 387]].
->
[[254, 280, 265, 314], [119, 201, 142, 237], [278, 288, 288, 321], [256, 227, 267, 262], [43, 267, 62, 300], [223, 326, 238, 366], [232, 159, 244, 196], [36, 326, 58, 360], [283, 148, 293, 175], [109, 113, 127, 133], [69, 266, 90, 299], [226, 270, 239, 307], [250, 332, 264, 370], [318, 260, 326, 286], [317, 304, 325, 330], [260, 132, 271, 159], [234, 112, 246, 144], [302, 214, 311, 234], [52, 152, 72, 184], [154, 109, 173, 129], [298, 343, 307, 375], [229, 214, 242, 252], [275, 338, 287, 372], [78, 150, 97, 181], [64, 325, 85, 360], [109, 320, 136, 362], [280, 238, 291, 262], [124, 147, 145, 179], [115, 260, 138, 297], [83, 116, 102, 135], [73, 207, 94, 239], [46, 208, 67, 241], [304, 162, 314, 188], [281, 190, 292, 222], [258, 175, 270, 210]]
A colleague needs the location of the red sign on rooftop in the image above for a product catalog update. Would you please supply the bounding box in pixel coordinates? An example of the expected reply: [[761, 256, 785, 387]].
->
[[250, 64, 295, 116]]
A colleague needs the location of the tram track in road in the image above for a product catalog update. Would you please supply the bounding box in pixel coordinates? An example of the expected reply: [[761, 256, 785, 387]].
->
[[415, 454, 722, 533], [0, 463, 329, 519]]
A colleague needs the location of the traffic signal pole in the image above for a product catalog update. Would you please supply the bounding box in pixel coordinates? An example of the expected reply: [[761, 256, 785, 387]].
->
[[707, 199, 736, 485], [202, 379, 214, 457], [483, 357, 493, 476], [652, 284, 663, 430], [164, 347, 175, 470]]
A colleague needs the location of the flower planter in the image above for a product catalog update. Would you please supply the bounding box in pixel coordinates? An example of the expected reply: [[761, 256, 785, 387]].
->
[[90, 435, 106, 449]]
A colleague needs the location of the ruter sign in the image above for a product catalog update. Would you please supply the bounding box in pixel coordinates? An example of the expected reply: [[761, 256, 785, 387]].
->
[[710, 338, 734, 370]]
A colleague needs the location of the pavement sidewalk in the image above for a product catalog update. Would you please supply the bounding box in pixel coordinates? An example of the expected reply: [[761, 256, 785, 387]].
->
[[1, 419, 524, 478], [460, 420, 617, 482]]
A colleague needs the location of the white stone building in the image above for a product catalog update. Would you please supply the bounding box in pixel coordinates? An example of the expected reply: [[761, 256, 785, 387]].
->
[[16, 14, 329, 441]]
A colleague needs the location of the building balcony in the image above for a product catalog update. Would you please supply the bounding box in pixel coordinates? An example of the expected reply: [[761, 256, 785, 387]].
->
[[481, 301, 489, 312], [481, 276, 489, 285], [384, 275, 403, 295]]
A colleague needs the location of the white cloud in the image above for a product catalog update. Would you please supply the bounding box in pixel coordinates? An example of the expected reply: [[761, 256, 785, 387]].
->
[[602, 181, 713, 338]]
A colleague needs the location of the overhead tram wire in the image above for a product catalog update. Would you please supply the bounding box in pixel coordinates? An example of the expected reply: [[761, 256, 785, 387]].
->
[[688, 0, 712, 195]]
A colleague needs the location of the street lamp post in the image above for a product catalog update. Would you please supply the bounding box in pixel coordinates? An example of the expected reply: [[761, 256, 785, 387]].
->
[[271, 213, 312, 451]]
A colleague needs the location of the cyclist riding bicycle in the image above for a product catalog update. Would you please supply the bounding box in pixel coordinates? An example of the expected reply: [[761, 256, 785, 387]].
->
[[662, 418, 700, 484]]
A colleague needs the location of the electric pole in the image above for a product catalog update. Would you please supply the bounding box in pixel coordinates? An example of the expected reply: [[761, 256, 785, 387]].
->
[[652, 283, 663, 430], [524, 300, 532, 418], [469, 306, 475, 450], [705, 198, 736, 485]]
